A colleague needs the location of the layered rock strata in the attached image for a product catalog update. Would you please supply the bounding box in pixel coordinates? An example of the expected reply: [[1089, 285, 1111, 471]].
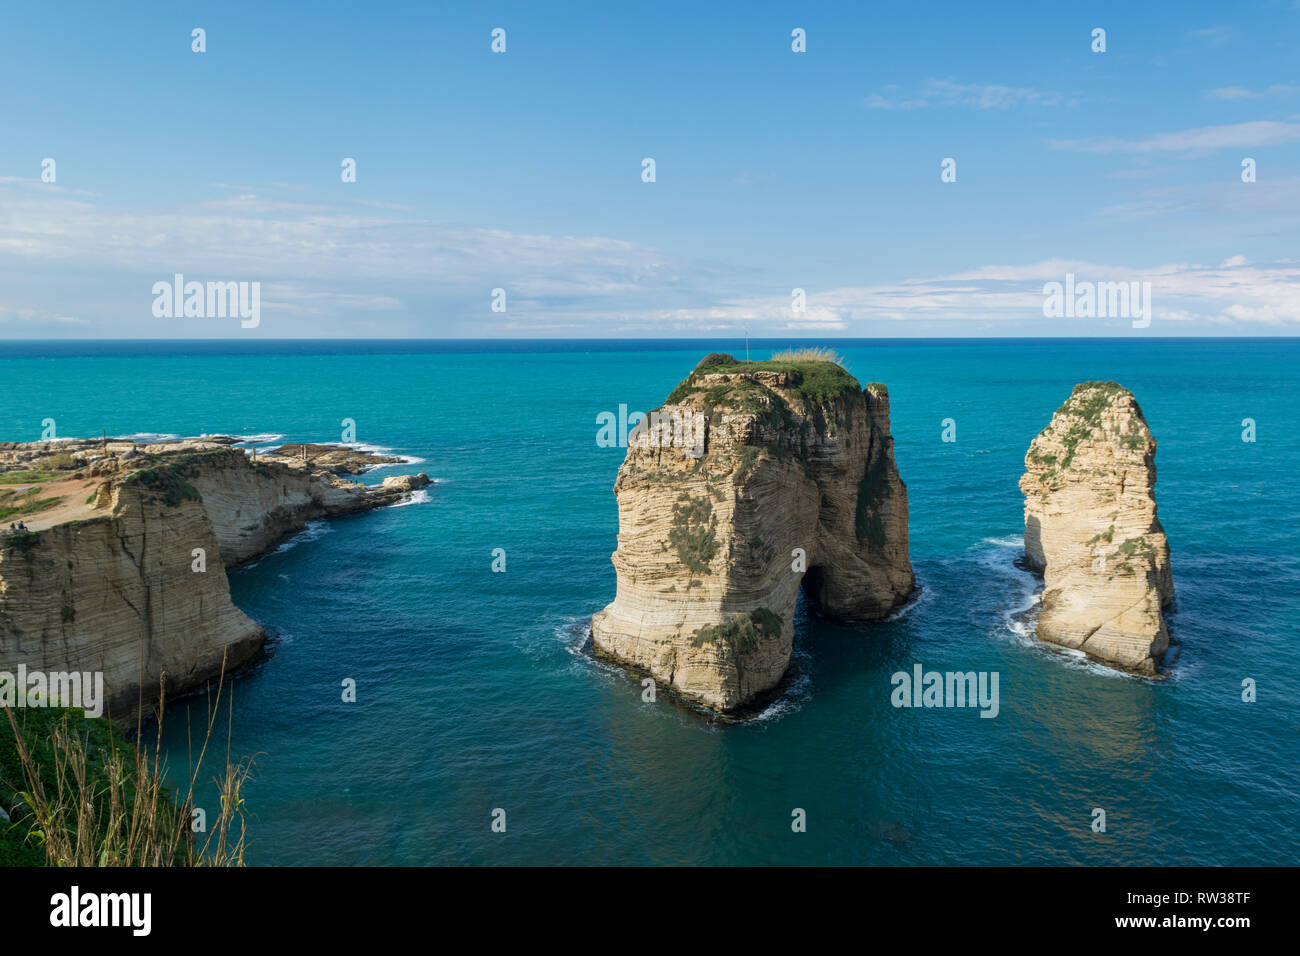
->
[[591, 353, 914, 712], [1020, 382, 1174, 673], [0, 440, 429, 719]]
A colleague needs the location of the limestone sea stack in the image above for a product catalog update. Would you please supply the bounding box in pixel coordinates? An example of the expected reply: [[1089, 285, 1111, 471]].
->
[[1019, 382, 1174, 673], [0, 439, 430, 720], [591, 352, 914, 712]]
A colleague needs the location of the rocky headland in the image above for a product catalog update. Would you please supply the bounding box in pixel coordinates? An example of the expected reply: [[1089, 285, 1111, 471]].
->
[[259, 443, 406, 476], [1019, 382, 1174, 674], [0, 437, 429, 720], [591, 352, 914, 713]]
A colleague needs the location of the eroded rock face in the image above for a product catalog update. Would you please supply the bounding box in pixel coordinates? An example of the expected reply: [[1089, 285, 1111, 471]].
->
[[184, 448, 428, 566], [1020, 382, 1174, 673], [590, 353, 914, 712], [0, 442, 430, 720], [0, 473, 263, 720]]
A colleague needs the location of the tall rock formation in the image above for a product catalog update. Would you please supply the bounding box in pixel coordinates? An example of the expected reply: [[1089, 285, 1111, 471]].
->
[[0, 442, 429, 720], [1019, 382, 1174, 673], [591, 353, 914, 712]]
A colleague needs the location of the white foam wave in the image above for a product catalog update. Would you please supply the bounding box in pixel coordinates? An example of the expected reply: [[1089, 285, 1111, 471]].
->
[[973, 535, 1166, 682], [553, 618, 629, 685], [116, 432, 181, 443], [239, 520, 333, 569], [748, 648, 813, 723], [230, 433, 285, 445], [884, 581, 932, 621], [275, 520, 332, 553], [319, 441, 425, 466], [387, 488, 432, 508], [555, 614, 813, 725], [971, 534, 1043, 641]]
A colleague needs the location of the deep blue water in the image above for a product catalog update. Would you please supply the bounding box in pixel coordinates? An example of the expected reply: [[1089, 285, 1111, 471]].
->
[[3, 338, 1298, 865]]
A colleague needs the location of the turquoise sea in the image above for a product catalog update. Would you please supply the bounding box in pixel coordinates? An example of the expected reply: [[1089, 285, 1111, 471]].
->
[[2, 338, 1298, 866]]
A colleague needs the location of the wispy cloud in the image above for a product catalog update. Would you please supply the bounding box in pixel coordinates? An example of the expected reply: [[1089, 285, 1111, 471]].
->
[[0, 188, 680, 292], [865, 78, 1071, 110], [1, 184, 1296, 335], [640, 258, 1300, 331], [1090, 178, 1300, 222], [1186, 25, 1236, 47], [0, 185, 731, 330], [1205, 84, 1300, 101], [0, 304, 87, 325], [1106, 166, 1170, 180], [0, 175, 100, 198], [349, 198, 418, 212], [210, 181, 308, 192], [259, 284, 406, 317], [935, 258, 1300, 325], [1048, 120, 1300, 154]]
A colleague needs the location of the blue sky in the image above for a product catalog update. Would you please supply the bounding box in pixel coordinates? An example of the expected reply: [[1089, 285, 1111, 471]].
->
[[1, 0, 1298, 337]]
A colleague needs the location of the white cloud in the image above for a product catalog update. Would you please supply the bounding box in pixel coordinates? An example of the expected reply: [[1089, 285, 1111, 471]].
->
[[0, 184, 1296, 335], [1106, 167, 1169, 180], [0, 187, 683, 299], [1049, 120, 1300, 154], [0, 185, 733, 331], [259, 284, 406, 316], [1187, 26, 1236, 47], [0, 175, 100, 198], [686, 258, 1300, 330], [1206, 84, 1300, 101], [0, 303, 87, 325], [865, 78, 1069, 110], [1090, 177, 1300, 221]]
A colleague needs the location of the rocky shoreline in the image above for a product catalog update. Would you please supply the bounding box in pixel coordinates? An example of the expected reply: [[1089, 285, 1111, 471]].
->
[[0, 437, 430, 722]]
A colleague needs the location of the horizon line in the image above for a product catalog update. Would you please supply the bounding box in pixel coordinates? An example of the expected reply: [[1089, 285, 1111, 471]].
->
[[5, 335, 1300, 343]]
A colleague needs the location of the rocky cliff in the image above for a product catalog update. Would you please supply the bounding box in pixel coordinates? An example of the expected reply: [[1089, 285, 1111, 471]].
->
[[591, 352, 914, 713], [1019, 382, 1174, 673], [182, 448, 422, 566], [0, 440, 429, 720]]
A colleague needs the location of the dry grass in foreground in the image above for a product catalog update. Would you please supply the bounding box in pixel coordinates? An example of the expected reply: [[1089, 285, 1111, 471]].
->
[[2, 656, 254, 866]]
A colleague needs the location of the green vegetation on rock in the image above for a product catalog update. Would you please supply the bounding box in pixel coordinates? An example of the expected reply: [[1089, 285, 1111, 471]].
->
[[669, 493, 719, 576], [1108, 535, 1153, 574], [0, 486, 59, 521], [0, 530, 42, 553], [689, 608, 783, 655], [666, 354, 861, 407], [1087, 524, 1117, 547], [0, 470, 59, 485], [855, 438, 890, 547], [122, 462, 202, 507], [1031, 381, 1132, 478]]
